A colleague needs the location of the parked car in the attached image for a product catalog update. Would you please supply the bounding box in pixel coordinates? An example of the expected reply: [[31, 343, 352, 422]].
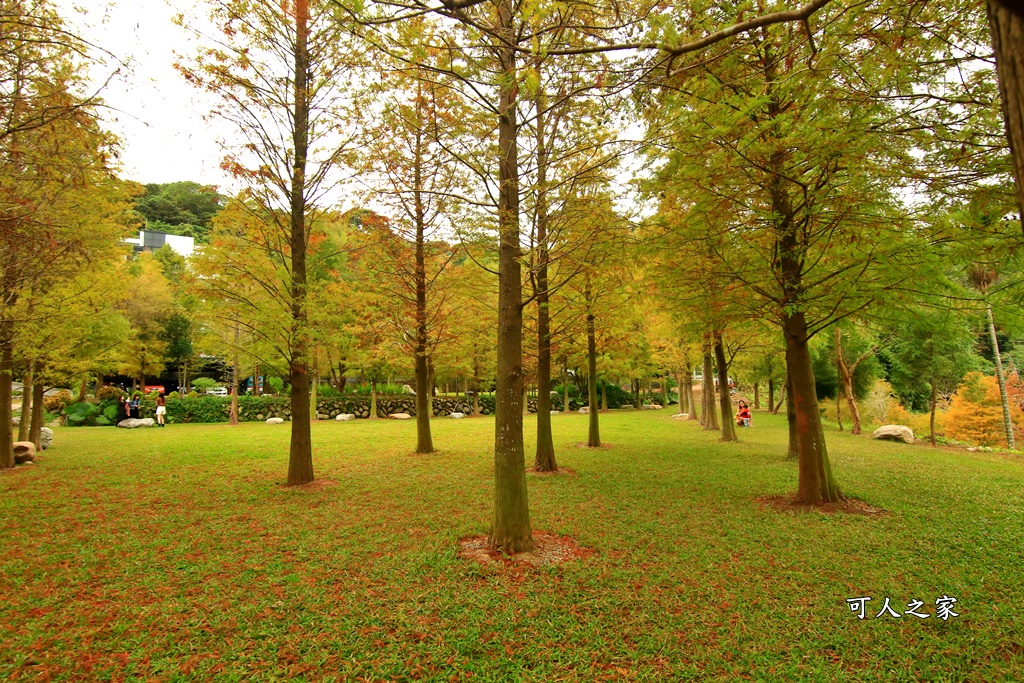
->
[[207, 387, 228, 396], [144, 385, 166, 394]]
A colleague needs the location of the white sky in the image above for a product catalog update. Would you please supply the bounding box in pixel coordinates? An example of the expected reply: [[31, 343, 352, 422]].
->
[[58, 0, 234, 190]]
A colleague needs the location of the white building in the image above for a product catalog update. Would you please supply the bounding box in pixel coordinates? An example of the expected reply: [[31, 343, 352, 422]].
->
[[125, 229, 195, 259]]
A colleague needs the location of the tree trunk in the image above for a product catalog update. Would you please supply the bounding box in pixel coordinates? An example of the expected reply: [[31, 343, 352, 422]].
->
[[785, 370, 797, 457], [987, 305, 1015, 449], [30, 376, 44, 452], [929, 379, 938, 447], [253, 362, 260, 396], [988, 0, 1024, 221], [661, 374, 668, 407], [834, 327, 863, 435], [488, 0, 533, 554], [230, 351, 239, 427], [78, 373, 88, 403], [785, 312, 842, 503], [285, 0, 314, 487], [702, 349, 718, 431], [0, 326, 13, 469], [685, 370, 697, 421], [601, 380, 608, 412], [753, 382, 760, 410], [532, 67, 556, 471], [310, 368, 318, 421], [563, 363, 570, 413], [427, 359, 435, 419], [714, 331, 737, 442], [413, 113, 434, 453], [768, 378, 775, 413], [370, 379, 378, 419], [18, 359, 32, 441], [586, 288, 600, 447], [633, 378, 641, 410]]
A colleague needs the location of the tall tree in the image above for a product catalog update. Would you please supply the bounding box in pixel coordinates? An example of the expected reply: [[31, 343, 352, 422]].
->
[[180, 0, 358, 485]]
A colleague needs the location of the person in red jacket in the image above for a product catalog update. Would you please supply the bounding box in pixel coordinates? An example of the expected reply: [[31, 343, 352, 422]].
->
[[736, 401, 752, 428]]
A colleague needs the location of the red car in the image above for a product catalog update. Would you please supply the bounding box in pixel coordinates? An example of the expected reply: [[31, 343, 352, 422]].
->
[[144, 385, 166, 394]]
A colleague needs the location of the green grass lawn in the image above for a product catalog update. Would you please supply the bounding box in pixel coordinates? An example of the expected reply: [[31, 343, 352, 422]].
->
[[2, 410, 1022, 682]]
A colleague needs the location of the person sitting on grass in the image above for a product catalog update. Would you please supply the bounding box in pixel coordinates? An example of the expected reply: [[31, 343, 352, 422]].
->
[[736, 401, 752, 428]]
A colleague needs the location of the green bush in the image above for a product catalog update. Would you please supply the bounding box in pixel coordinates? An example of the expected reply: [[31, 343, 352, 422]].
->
[[349, 383, 408, 396], [167, 391, 180, 399], [165, 396, 230, 423], [65, 402, 100, 426], [266, 377, 284, 394]]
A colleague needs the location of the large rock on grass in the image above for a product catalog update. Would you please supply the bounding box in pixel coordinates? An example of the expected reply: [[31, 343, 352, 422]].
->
[[389, 412, 411, 420], [873, 425, 914, 444], [449, 412, 465, 419], [40, 427, 53, 450], [671, 413, 689, 420], [266, 417, 285, 424], [13, 441, 35, 464], [578, 407, 589, 414], [118, 418, 155, 429], [336, 413, 355, 421]]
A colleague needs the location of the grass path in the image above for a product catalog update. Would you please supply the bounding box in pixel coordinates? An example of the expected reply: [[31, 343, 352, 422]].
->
[[1, 410, 1022, 681]]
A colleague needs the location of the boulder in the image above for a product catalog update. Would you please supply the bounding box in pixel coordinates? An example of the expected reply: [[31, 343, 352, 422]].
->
[[872, 425, 914, 444], [449, 412, 465, 419], [117, 418, 155, 429], [389, 412, 412, 420], [13, 441, 35, 464], [641, 404, 663, 410], [403, 384, 416, 395], [317, 413, 329, 420], [336, 413, 355, 421], [266, 417, 285, 425], [551, 410, 561, 415], [39, 427, 53, 450], [578, 407, 589, 414], [671, 413, 689, 420]]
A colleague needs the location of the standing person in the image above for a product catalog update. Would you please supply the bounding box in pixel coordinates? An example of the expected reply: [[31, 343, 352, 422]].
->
[[129, 393, 141, 419], [155, 393, 167, 427], [118, 395, 128, 422]]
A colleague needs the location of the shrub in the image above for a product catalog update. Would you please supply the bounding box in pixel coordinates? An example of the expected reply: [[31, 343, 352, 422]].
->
[[65, 402, 100, 426], [165, 396, 230, 423], [942, 372, 1024, 448], [167, 391, 180, 399], [44, 389, 73, 413], [191, 377, 221, 392], [187, 390, 198, 399], [96, 385, 126, 402], [266, 376, 284, 395]]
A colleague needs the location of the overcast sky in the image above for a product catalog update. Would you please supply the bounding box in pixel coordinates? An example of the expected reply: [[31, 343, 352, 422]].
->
[[58, 0, 234, 190]]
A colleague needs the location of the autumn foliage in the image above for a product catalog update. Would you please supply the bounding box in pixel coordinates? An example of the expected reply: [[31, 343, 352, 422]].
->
[[943, 372, 1024, 448]]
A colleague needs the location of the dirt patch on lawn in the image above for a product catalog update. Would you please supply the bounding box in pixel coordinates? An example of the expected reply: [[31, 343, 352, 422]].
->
[[574, 442, 613, 450], [283, 478, 339, 491], [525, 466, 577, 476], [755, 494, 890, 517], [458, 531, 596, 567]]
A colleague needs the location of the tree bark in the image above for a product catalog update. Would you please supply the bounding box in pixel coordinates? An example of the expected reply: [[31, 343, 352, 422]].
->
[[988, 0, 1024, 221], [427, 359, 435, 418], [702, 349, 718, 431], [601, 380, 608, 412], [370, 379, 378, 419], [0, 326, 12, 469], [929, 379, 938, 447], [684, 370, 697, 421], [586, 285, 600, 447], [633, 377, 641, 409], [768, 378, 775, 413], [532, 65, 556, 470], [987, 305, 1015, 449], [413, 123, 434, 453], [78, 373, 88, 403], [785, 312, 842, 503], [18, 359, 32, 441], [253, 362, 260, 396], [753, 382, 760, 410], [714, 331, 737, 441], [286, 0, 314, 486], [563, 363, 570, 413], [661, 374, 668, 407], [785, 369, 797, 457], [834, 327, 863, 434], [30, 376, 43, 452], [488, 0, 533, 553]]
